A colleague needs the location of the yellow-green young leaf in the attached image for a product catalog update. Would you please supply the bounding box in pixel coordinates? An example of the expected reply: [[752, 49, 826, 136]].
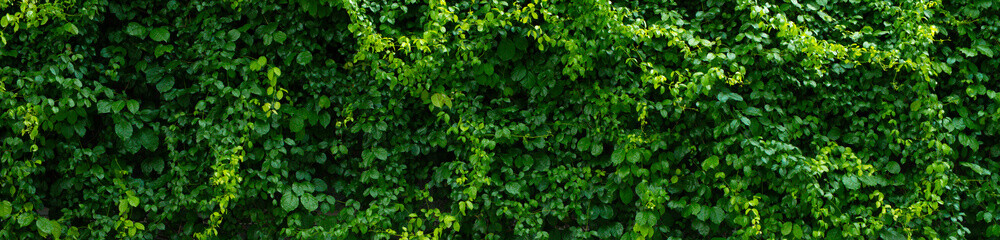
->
[[702, 156, 720, 170], [128, 196, 140, 207], [18, 213, 34, 227], [0, 201, 11, 218], [431, 93, 445, 108], [36, 218, 54, 234]]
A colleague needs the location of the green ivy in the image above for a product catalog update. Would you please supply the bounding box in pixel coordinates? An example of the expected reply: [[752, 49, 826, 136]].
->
[[2, 0, 999, 239]]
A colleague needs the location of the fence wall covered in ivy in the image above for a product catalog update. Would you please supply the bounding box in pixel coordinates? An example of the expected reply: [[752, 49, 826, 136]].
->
[[2, 0, 998, 239]]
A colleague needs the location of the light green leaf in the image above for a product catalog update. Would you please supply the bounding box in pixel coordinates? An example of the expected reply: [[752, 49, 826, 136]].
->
[[961, 162, 992, 176], [128, 196, 139, 207], [702, 156, 720, 170], [18, 213, 33, 227], [0, 201, 11, 218], [978, 45, 995, 57], [781, 222, 792, 235], [301, 193, 318, 211], [36, 218, 54, 234], [149, 27, 170, 42], [431, 93, 444, 108], [64, 23, 79, 35], [280, 193, 299, 212]]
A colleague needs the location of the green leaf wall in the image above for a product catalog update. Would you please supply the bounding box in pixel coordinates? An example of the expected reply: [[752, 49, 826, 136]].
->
[[1, 0, 999, 239]]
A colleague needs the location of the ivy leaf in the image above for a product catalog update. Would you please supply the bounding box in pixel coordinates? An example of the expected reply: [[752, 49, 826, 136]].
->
[[273, 31, 287, 44], [886, 161, 901, 174], [300, 193, 319, 211], [431, 93, 445, 108], [374, 147, 389, 160], [63, 23, 79, 35], [17, 213, 33, 227], [128, 195, 140, 207], [227, 29, 241, 41], [626, 149, 643, 163], [112, 100, 126, 113], [610, 222, 623, 237], [96, 101, 112, 113], [577, 137, 592, 151], [709, 207, 724, 224], [498, 39, 515, 60], [36, 218, 54, 235], [296, 51, 314, 65], [0, 201, 11, 218], [842, 175, 861, 190], [154, 44, 174, 57], [702, 156, 719, 170], [692, 221, 709, 236], [637, 211, 657, 226], [781, 222, 793, 235], [280, 193, 299, 212], [590, 143, 604, 156], [505, 182, 522, 195], [717, 92, 744, 103], [611, 148, 626, 165], [125, 22, 146, 37], [290, 116, 305, 133], [126, 100, 139, 113], [149, 27, 170, 42], [115, 119, 134, 139], [977, 45, 995, 58], [156, 78, 174, 93], [138, 130, 159, 151], [619, 187, 634, 204], [961, 162, 992, 176]]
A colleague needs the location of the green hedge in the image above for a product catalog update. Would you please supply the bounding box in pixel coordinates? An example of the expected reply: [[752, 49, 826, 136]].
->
[[2, 0, 998, 239]]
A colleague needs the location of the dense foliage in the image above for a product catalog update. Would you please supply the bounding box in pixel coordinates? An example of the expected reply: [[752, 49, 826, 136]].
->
[[2, 0, 999, 239]]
